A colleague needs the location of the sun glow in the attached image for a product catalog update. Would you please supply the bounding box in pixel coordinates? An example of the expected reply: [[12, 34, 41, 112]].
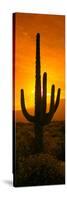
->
[[14, 13, 65, 122], [31, 90, 51, 98], [31, 90, 34, 94]]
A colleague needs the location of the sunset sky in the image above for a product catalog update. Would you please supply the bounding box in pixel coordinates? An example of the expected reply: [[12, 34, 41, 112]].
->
[[13, 13, 65, 121]]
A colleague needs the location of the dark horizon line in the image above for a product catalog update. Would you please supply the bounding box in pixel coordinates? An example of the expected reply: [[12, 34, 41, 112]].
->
[[14, 120, 65, 123]]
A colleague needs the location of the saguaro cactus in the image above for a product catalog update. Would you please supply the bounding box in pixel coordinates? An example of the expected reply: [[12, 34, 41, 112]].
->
[[21, 33, 61, 152]]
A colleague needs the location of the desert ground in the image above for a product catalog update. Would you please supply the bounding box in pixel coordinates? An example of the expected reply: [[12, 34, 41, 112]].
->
[[14, 121, 65, 186]]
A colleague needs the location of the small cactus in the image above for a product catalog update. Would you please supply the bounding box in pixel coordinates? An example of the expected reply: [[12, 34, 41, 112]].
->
[[21, 33, 61, 152]]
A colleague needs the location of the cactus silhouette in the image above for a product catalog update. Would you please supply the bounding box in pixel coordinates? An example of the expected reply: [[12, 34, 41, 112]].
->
[[21, 33, 61, 152]]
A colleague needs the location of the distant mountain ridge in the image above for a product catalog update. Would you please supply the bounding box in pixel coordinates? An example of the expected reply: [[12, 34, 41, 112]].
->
[[15, 99, 65, 122]]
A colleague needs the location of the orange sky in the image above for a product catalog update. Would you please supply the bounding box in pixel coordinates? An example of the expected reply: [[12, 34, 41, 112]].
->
[[13, 13, 65, 120]]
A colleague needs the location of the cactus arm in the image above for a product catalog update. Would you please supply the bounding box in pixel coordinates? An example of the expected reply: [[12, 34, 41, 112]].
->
[[21, 89, 35, 122], [54, 88, 61, 112], [42, 85, 55, 125], [43, 72, 47, 113], [49, 87, 61, 121], [49, 84, 55, 113], [42, 86, 61, 125], [49, 86, 61, 114], [47, 86, 61, 122]]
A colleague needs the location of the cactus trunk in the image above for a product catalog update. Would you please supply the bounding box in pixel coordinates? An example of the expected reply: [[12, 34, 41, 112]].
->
[[35, 33, 43, 152], [35, 33, 41, 120], [35, 123, 43, 153]]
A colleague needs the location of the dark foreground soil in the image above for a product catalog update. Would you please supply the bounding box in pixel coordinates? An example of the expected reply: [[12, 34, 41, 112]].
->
[[14, 121, 65, 187]]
